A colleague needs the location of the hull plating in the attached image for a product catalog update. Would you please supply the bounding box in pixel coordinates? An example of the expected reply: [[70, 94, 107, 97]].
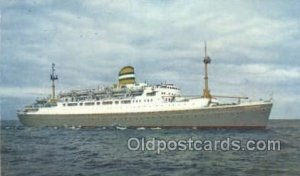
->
[[18, 103, 272, 128]]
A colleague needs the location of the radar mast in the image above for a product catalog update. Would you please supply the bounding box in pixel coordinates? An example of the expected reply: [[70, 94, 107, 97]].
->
[[202, 41, 212, 99], [50, 63, 58, 101]]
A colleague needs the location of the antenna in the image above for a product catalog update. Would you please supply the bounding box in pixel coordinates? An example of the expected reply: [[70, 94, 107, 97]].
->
[[205, 41, 207, 58], [50, 63, 58, 100], [202, 41, 212, 99]]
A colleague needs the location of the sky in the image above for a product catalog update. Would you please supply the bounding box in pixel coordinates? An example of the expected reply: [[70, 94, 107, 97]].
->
[[0, 0, 300, 120]]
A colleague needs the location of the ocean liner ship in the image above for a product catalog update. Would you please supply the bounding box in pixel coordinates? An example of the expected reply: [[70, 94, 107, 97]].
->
[[17, 43, 273, 128]]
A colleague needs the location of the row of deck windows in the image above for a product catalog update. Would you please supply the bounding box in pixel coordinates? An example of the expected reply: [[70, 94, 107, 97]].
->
[[64, 99, 154, 107]]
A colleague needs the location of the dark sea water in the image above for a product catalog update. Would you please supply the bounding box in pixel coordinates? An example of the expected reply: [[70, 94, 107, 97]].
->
[[1, 120, 300, 176]]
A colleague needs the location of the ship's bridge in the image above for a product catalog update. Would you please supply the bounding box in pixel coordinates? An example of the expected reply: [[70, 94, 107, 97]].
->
[[159, 84, 180, 94], [144, 84, 181, 101]]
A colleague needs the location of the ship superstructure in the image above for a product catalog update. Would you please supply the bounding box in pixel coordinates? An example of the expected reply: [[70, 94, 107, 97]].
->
[[18, 43, 273, 128]]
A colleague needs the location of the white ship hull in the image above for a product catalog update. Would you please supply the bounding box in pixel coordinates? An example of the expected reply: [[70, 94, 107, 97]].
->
[[18, 102, 272, 128]]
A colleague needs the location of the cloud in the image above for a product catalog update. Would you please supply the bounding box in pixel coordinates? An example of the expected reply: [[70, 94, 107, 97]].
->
[[1, 0, 300, 119], [0, 86, 50, 98]]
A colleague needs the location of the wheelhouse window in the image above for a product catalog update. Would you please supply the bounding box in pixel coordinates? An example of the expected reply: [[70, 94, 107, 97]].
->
[[146, 92, 156, 96]]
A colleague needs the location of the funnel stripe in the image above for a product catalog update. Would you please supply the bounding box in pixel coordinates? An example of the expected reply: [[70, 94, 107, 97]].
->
[[119, 74, 135, 80]]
